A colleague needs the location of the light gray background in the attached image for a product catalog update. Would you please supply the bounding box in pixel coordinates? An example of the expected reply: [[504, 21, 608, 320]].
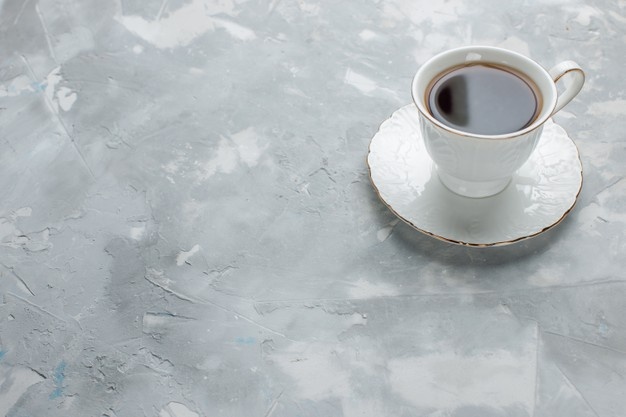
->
[[1, 0, 625, 416]]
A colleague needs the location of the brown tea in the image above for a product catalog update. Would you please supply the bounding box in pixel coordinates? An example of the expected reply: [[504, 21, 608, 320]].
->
[[427, 63, 540, 135]]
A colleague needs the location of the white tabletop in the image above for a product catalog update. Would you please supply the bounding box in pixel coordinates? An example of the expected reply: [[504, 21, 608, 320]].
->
[[0, 1, 624, 416]]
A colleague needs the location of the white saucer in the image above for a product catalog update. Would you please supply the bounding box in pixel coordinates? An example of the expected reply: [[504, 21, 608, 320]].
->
[[367, 105, 583, 247]]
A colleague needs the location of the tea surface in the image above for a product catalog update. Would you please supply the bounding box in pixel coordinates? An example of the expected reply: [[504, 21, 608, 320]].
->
[[427, 64, 539, 135]]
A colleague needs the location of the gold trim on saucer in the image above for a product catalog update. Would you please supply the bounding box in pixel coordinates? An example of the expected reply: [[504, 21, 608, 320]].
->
[[366, 107, 583, 247]]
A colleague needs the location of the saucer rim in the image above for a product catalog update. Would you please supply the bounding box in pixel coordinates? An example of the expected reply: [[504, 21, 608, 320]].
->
[[366, 105, 584, 247]]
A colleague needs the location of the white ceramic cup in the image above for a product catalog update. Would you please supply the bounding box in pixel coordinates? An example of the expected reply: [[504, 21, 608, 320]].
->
[[411, 46, 584, 198]]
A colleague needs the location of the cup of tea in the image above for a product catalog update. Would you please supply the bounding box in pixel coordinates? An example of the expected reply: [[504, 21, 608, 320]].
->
[[411, 45, 584, 198]]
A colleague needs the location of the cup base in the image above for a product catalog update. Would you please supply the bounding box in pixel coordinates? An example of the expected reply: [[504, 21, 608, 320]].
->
[[437, 171, 512, 198]]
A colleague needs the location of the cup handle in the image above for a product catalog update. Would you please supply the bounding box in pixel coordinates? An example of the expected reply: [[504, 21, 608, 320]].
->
[[548, 61, 585, 116]]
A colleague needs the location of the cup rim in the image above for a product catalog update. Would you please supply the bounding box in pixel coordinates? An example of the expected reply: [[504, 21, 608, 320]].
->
[[411, 45, 558, 140]]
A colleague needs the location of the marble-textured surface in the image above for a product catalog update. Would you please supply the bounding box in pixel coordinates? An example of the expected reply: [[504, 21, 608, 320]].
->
[[1, 0, 625, 416]]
